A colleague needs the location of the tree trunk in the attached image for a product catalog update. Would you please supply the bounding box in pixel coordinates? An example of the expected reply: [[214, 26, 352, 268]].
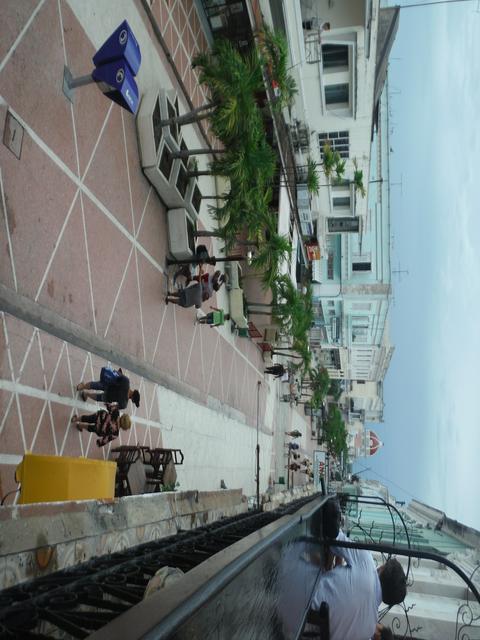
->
[[159, 102, 218, 128], [270, 350, 302, 359], [246, 310, 272, 317], [186, 170, 214, 179], [170, 148, 227, 160], [194, 230, 223, 238]]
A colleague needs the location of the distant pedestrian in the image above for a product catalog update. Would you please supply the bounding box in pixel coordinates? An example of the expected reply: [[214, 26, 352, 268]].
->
[[285, 429, 302, 438], [197, 307, 230, 327], [70, 406, 131, 447], [77, 367, 140, 410], [287, 463, 300, 471], [265, 363, 286, 378]]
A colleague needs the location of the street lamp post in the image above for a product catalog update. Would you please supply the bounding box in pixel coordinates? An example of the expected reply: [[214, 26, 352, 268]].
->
[[255, 381, 261, 510]]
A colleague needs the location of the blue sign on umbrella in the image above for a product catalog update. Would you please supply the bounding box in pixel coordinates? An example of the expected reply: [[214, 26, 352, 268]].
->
[[92, 60, 139, 114], [93, 19, 141, 77], [63, 19, 141, 114]]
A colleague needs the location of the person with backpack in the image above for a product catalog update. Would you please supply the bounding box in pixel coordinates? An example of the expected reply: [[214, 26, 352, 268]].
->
[[76, 366, 140, 410]]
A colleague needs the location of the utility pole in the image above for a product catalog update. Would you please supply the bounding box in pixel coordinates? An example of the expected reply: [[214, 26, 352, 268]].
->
[[255, 381, 261, 510]]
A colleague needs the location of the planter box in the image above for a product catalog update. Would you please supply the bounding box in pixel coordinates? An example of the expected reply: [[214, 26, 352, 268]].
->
[[167, 208, 196, 260], [143, 138, 186, 208], [136, 88, 181, 168]]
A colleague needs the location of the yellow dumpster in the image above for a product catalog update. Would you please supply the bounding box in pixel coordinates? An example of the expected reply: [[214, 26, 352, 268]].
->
[[15, 454, 116, 504]]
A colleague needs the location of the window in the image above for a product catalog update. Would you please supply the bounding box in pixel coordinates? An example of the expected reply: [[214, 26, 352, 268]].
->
[[352, 262, 371, 271], [353, 302, 371, 311], [322, 44, 349, 70], [328, 217, 359, 233], [325, 83, 349, 106], [352, 316, 369, 343], [328, 301, 335, 307], [333, 196, 351, 209], [327, 251, 334, 279], [319, 131, 349, 159]]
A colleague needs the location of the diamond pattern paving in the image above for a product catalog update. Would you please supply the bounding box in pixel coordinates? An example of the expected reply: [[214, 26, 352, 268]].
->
[[0, 1, 286, 503]]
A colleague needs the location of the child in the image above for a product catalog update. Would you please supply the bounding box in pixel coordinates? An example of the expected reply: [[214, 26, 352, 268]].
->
[[71, 405, 131, 447], [197, 307, 230, 327]]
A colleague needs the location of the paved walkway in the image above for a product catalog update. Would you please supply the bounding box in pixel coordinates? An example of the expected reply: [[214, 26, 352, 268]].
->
[[0, 0, 311, 501]]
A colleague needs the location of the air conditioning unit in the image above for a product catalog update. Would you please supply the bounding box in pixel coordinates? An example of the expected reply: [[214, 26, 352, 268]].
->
[[167, 208, 196, 260]]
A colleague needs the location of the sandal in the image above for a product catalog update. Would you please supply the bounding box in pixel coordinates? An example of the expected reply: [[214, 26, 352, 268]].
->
[[70, 414, 78, 424], [81, 391, 88, 402], [76, 383, 84, 391]]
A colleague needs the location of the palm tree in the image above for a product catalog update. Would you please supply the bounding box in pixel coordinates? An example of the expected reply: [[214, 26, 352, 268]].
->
[[305, 157, 320, 195], [194, 41, 264, 143], [352, 159, 366, 197], [247, 213, 292, 289], [258, 26, 298, 111]]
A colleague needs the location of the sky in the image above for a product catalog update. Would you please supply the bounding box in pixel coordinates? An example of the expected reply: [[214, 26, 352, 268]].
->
[[355, 0, 480, 530]]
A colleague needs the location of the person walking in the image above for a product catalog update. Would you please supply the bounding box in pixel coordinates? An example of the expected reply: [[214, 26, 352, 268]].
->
[[197, 307, 230, 327], [265, 363, 286, 377], [285, 429, 302, 438], [77, 367, 140, 410], [166, 281, 203, 308], [285, 442, 299, 450], [70, 406, 131, 447]]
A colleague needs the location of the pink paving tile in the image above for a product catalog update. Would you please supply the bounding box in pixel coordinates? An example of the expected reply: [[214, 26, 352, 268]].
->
[[82, 197, 133, 337], [183, 332, 206, 394], [31, 408, 57, 455], [153, 306, 179, 378], [104, 252, 145, 361], [0, 317, 10, 380], [223, 349, 236, 407], [83, 105, 134, 235], [0, 0, 77, 172], [65, 344, 89, 390], [37, 197, 96, 331], [60, 0, 112, 177], [17, 395, 46, 448], [85, 437, 104, 460], [0, 398, 25, 455], [174, 311, 197, 382], [122, 113, 151, 233], [3, 316, 34, 382], [136, 191, 168, 268], [0, 465, 19, 505], [0, 0, 40, 63], [37, 332, 64, 390], [184, 25, 194, 58], [48, 348, 73, 399], [172, 1, 182, 30], [62, 418, 84, 458], [152, 0, 169, 30], [136, 253, 166, 359], [163, 21, 175, 52], [18, 332, 45, 390], [0, 135, 79, 300]]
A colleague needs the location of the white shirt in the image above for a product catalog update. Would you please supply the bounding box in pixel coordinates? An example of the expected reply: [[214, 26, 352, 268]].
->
[[311, 531, 382, 640]]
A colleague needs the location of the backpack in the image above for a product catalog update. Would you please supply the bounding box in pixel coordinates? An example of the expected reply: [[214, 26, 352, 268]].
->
[[100, 366, 120, 385]]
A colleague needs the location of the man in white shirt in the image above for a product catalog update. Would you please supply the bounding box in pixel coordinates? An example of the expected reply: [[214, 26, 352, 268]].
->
[[311, 529, 406, 640]]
